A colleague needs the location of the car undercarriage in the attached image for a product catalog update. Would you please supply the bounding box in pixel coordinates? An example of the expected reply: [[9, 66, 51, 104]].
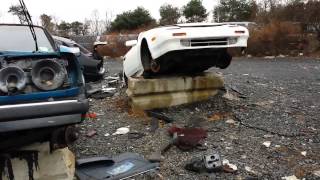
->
[[141, 47, 232, 77]]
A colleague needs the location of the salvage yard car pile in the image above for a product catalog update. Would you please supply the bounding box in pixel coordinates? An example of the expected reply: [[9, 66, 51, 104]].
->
[[123, 23, 249, 78]]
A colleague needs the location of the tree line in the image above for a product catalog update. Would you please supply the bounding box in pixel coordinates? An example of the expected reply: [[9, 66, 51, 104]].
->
[[7, 0, 320, 39]]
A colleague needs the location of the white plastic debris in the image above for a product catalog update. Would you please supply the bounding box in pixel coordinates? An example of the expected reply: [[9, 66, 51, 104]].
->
[[281, 175, 299, 180], [263, 141, 271, 148], [313, 170, 320, 177], [245, 166, 256, 174], [226, 119, 236, 124], [222, 159, 238, 171], [223, 91, 240, 101], [264, 56, 276, 59], [112, 127, 130, 135], [101, 86, 116, 93], [263, 134, 274, 138], [301, 151, 307, 156], [104, 133, 110, 137]]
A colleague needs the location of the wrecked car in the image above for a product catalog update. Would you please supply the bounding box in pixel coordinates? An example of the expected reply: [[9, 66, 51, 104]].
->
[[53, 36, 106, 81], [0, 24, 88, 151], [123, 23, 249, 78]]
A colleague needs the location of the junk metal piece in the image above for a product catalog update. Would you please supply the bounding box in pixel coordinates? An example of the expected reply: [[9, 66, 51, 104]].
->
[[76, 152, 159, 180], [204, 153, 223, 172], [146, 110, 174, 123], [128, 132, 145, 139], [185, 151, 222, 173]]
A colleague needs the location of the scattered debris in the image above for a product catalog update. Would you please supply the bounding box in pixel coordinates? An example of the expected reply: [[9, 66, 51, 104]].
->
[[313, 170, 320, 177], [102, 86, 117, 93], [223, 91, 240, 101], [86, 82, 117, 99], [168, 126, 207, 151], [228, 85, 246, 98], [281, 175, 299, 180], [76, 153, 159, 180], [254, 100, 275, 108], [148, 151, 163, 163], [225, 119, 236, 125], [85, 82, 102, 95], [245, 166, 257, 175], [112, 127, 130, 135], [185, 151, 223, 173], [207, 112, 232, 121], [146, 110, 174, 123], [82, 113, 97, 119], [263, 134, 274, 138], [300, 151, 307, 156], [150, 118, 159, 133], [222, 159, 238, 173], [105, 76, 120, 86], [128, 132, 145, 139], [262, 141, 272, 148], [264, 56, 276, 59], [160, 132, 178, 155], [86, 130, 97, 137]]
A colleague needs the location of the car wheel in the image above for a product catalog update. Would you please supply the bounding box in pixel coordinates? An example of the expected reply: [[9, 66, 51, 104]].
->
[[150, 60, 161, 73]]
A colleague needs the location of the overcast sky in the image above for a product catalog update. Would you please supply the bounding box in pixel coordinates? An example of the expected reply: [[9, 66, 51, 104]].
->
[[0, 0, 218, 24]]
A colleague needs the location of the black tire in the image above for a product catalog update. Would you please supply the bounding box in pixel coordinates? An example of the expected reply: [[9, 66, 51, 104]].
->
[[217, 52, 232, 69]]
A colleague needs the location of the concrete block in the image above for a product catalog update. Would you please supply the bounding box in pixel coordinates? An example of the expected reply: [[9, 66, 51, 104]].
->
[[127, 72, 224, 96], [130, 89, 218, 110], [1, 143, 75, 180]]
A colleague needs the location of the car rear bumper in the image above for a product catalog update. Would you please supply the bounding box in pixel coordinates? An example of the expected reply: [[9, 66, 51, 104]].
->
[[0, 99, 89, 132]]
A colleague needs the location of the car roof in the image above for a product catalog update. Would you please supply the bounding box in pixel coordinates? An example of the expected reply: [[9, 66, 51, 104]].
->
[[0, 23, 45, 29], [52, 35, 77, 44]]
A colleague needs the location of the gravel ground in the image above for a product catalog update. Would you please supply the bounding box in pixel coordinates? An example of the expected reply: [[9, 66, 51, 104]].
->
[[73, 57, 320, 179]]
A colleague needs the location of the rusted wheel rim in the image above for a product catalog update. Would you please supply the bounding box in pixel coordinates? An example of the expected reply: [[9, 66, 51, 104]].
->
[[150, 60, 160, 73]]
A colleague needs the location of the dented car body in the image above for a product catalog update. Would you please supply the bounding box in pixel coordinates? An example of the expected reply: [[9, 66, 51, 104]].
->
[[123, 23, 249, 78], [0, 24, 88, 151]]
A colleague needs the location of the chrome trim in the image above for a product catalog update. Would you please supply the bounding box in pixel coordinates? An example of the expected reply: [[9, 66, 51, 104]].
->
[[0, 100, 78, 109]]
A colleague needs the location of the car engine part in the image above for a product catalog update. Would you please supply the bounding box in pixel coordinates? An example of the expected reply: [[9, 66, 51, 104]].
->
[[31, 59, 67, 91], [0, 66, 26, 93]]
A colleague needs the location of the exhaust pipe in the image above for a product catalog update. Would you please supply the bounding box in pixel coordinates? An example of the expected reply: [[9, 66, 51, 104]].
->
[[0, 66, 26, 93]]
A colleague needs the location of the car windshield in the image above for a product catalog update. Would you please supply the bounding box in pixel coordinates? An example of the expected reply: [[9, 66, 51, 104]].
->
[[0, 25, 55, 52]]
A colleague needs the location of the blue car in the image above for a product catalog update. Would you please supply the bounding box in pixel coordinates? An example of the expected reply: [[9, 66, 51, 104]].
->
[[0, 24, 89, 151]]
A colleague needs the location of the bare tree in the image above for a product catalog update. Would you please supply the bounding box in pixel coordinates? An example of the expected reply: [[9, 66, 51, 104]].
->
[[87, 9, 108, 35], [104, 10, 114, 33]]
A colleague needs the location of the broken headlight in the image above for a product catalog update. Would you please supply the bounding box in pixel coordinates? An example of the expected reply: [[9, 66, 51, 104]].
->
[[0, 66, 26, 93], [31, 59, 67, 91]]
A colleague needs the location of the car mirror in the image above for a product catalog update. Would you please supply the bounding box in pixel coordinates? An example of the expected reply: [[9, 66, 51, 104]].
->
[[59, 45, 81, 56], [125, 40, 138, 47]]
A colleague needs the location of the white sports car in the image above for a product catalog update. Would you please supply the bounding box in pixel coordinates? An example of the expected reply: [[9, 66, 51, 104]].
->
[[123, 23, 249, 78]]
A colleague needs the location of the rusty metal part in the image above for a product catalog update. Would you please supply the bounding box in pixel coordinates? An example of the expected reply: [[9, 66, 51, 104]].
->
[[50, 126, 79, 150], [0, 66, 26, 93]]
